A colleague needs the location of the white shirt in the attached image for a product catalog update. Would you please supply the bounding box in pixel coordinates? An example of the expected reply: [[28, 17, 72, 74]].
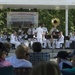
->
[[10, 34, 16, 43], [42, 27, 48, 34], [42, 27, 48, 40], [6, 55, 32, 68], [58, 35, 64, 43], [70, 35, 75, 41], [27, 28, 35, 35], [35, 26, 43, 38]]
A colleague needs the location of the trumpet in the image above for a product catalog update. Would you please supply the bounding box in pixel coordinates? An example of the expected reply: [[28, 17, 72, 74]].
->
[[51, 18, 60, 27]]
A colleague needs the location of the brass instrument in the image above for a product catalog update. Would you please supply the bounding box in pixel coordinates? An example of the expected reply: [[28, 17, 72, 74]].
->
[[51, 18, 60, 27]]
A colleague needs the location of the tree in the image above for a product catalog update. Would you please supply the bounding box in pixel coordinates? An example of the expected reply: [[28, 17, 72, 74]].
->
[[0, 8, 75, 35]]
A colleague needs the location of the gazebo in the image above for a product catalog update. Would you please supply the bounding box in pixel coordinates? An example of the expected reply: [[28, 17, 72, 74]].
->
[[0, 0, 75, 35]]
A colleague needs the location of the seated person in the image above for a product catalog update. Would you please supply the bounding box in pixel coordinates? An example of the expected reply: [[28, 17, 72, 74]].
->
[[0, 42, 11, 67], [29, 42, 50, 66], [55, 51, 72, 70], [30, 61, 61, 75], [61, 49, 75, 75], [3, 42, 11, 56], [65, 36, 70, 49], [56, 31, 64, 48], [27, 23, 36, 48], [6, 44, 32, 68], [10, 31, 21, 48], [61, 69, 75, 75], [69, 32, 75, 49], [0, 42, 14, 75]]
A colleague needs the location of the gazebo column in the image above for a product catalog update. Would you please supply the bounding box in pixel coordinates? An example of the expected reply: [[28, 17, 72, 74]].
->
[[65, 7, 68, 36]]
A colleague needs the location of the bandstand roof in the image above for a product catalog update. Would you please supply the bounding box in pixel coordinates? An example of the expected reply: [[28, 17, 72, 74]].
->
[[0, 0, 75, 9]]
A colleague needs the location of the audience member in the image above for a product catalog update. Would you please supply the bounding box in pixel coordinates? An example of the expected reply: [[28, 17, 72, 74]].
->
[[30, 61, 61, 75], [55, 51, 72, 70], [0, 42, 14, 75], [3, 42, 11, 56], [61, 50, 75, 75], [6, 44, 32, 68], [29, 42, 50, 66], [0, 42, 11, 67]]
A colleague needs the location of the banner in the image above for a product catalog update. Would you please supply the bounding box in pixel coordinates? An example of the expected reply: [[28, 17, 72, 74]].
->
[[7, 12, 38, 28]]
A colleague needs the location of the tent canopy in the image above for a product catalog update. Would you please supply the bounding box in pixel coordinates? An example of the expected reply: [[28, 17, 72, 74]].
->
[[0, 0, 75, 9]]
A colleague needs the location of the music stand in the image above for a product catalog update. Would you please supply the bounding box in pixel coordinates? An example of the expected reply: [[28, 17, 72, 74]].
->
[[24, 37, 28, 40], [55, 32, 59, 35], [45, 35, 51, 39], [65, 36, 70, 40], [28, 35, 33, 39], [22, 36, 28, 40], [53, 35, 59, 39]]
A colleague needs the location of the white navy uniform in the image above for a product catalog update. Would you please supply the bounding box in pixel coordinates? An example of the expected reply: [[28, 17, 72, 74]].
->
[[69, 35, 75, 48], [42, 27, 48, 48], [65, 36, 70, 48], [65, 32, 73, 48], [27, 28, 36, 47], [42, 27, 51, 48], [42, 27, 48, 40], [70, 35, 75, 41], [0, 34, 7, 42], [56, 35, 64, 48], [43, 26, 53, 48], [42, 27, 48, 34], [10, 34, 21, 48], [27, 28, 35, 35], [35, 26, 43, 44]]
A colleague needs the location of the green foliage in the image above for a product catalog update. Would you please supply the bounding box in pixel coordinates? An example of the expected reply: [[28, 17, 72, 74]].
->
[[0, 8, 75, 35], [0, 9, 7, 30], [68, 9, 75, 32], [37, 9, 65, 34]]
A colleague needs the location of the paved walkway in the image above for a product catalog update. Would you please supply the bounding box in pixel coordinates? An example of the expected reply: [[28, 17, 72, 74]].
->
[[9, 49, 73, 58]]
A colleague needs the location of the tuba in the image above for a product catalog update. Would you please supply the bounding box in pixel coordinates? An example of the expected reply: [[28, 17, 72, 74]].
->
[[51, 18, 60, 27]]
